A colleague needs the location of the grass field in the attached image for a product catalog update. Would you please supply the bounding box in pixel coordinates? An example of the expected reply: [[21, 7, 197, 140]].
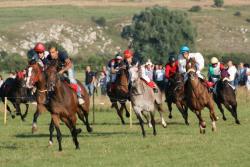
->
[[0, 87, 250, 167]]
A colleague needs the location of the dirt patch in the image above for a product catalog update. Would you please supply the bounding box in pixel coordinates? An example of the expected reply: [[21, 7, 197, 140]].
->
[[0, 0, 249, 9]]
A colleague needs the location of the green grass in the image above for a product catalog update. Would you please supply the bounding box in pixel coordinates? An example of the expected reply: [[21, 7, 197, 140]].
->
[[0, 89, 250, 167]]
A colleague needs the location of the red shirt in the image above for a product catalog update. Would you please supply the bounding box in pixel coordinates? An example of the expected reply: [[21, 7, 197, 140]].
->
[[165, 61, 179, 79]]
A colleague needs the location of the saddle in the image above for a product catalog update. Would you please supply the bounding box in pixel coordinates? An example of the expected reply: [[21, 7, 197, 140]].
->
[[140, 78, 156, 88], [60, 76, 78, 93]]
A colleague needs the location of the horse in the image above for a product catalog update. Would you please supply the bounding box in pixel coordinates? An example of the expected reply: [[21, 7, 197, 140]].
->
[[40, 62, 82, 151], [213, 77, 240, 124], [165, 72, 189, 125], [107, 66, 130, 124], [185, 59, 217, 134], [0, 71, 33, 121], [26, 61, 92, 137], [129, 64, 167, 137]]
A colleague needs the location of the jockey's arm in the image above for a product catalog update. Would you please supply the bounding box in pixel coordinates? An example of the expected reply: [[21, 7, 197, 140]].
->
[[59, 58, 72, 74]]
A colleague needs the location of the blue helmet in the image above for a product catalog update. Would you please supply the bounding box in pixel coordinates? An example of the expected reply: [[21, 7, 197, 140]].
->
[[180, 46, 190, 54]]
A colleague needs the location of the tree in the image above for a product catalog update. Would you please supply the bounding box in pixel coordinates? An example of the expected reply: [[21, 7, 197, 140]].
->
[[214, 0, 224, 8], [121, 6, 196, 63]]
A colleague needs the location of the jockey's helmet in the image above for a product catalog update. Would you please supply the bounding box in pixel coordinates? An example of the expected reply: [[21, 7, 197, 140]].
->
[[34, 42, 46, 53], [211, 57, 219, 64], [123, 49, 133, 59], [180, 46, 190, 54], [169, 56, 176, 63]]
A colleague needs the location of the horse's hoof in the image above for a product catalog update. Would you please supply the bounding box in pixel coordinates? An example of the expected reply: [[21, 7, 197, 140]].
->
[[212, 127, 216, 132], [162, 123, 167, 128], [223, 117, 227, 121], [168, 115, 173, 119], [236, 120, 240, 124], [200, 128, 205, 134], [32, 127, 37, 134], [87, 127, 93, 133], [76, 146, 80, 150], [48, 141, 53, 147], [11, 115, 15, 119], [59, 148, 62, 152], [126, 113, 130, 118], [21, 118, 26, 122], [185, 121, 189, 126], [121, 121, 125, 125], [76, 128, 82, 134]]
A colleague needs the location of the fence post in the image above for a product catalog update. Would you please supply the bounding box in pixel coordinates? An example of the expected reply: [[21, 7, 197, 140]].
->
[[4, 97, 7, 125], [92, 92, 95, 124], [129, 101, 132, 128]]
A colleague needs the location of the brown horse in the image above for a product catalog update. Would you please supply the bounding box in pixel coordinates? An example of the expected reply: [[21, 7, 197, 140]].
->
[[107, 67, 130, 124], [165, 72, 189, 125], [214, 77, 240, 124], [185, 59, 217, 133], [26, 62, 92, 139]]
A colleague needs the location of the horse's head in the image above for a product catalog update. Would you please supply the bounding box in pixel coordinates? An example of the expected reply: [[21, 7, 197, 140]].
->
[[45, 60, 59, 91], [186, 58, 198, 80], [26, 61, 43, 88], [129, 63, 140, 83]]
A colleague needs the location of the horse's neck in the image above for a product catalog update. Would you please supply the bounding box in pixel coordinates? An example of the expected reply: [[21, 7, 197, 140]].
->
[[37, 73, 47, 90]]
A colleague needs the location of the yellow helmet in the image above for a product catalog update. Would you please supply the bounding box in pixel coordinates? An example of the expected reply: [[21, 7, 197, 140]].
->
[[211, 57, 219, 64]]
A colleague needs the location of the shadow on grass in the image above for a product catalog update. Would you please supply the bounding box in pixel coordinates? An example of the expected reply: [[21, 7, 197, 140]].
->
[[0, 144, 17, 150]]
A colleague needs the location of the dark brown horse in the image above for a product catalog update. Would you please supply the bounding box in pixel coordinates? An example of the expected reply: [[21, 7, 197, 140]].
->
[[213, 77, 240, 124], [185, 59, 218, 133], [107, 67, 130, 124], [165, 72, 189, 125], [0, 71, 33, 121], [26, 62, 92, 139]]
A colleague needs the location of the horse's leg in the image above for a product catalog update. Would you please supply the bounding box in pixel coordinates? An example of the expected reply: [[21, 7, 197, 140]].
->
[[83, 111, 93, 132], [123, 102, 130, 118], [224, 103, 240, 124], [167, 100, 173, 119], [14, 103, 25, 121], [157, 104, 167, 128], [195, 111, 206, 134], [23, 103, 29, 119], [207, 103, 217, 132], [150, 111, 157, 136], [114, 102, 125, 124], [176, 101, 189, 125], [135, 109, 146, 137], [32, 104, 46, 133], [48, 118, 55, 146], [216, 101, 227, 121], [51, 114, 62, 151], [6, 105, 15, 119]]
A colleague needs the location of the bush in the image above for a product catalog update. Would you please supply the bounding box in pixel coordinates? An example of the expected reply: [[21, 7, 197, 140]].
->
[[121, 6, 197, 63], [0, 53, 27, 71], [234, 11, 241, 17], [189, 5, 202, 12], [91, 16, 106, 27], [214, 0, 224, 8]]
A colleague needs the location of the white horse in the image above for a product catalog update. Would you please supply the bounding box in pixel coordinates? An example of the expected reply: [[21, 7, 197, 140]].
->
[[129, 63, 167, 137]]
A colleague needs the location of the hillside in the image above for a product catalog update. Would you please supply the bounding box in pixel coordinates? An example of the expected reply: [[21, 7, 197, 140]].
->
[[0, 0, 250, 60]]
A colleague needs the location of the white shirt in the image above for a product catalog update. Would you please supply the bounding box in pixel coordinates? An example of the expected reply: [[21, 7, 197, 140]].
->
[[178, 52, 204, 73], [155, 69, 165, 81], [228, 65, 237, 81]]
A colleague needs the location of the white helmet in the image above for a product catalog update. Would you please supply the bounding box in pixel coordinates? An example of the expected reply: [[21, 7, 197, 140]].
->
[[211, 57, 219, 64]]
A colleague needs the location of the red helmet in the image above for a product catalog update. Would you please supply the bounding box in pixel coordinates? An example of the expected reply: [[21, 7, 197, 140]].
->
[[34, 42, 46, 53], [123, 49, 133, 59]]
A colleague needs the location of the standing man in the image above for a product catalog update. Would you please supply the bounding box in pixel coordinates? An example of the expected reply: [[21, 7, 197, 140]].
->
[[85, 66, 96, 96], [227, 60, 237, 86]]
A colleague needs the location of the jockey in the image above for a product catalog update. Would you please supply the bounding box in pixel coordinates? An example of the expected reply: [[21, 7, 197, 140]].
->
[[165, 55, 179, 87], [107, 55, 123, 83], [208, 57, 225, 84], [47, 46, 84, 105], [178, 45, 205, 81], [32, 42, 49, 69]]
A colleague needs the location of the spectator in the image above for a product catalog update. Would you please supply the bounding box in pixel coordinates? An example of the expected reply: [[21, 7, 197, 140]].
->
[[0, 75, 4, 87], [145, 59, 154, 80], [236, 62, 246, 86], [244, 64, 250, 90], [9, 72, 16, 79], [85, 66, 96, 96], [98, 71, 107, 96], [227, 60, 237, 86], [154, 63, 165, 91]]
